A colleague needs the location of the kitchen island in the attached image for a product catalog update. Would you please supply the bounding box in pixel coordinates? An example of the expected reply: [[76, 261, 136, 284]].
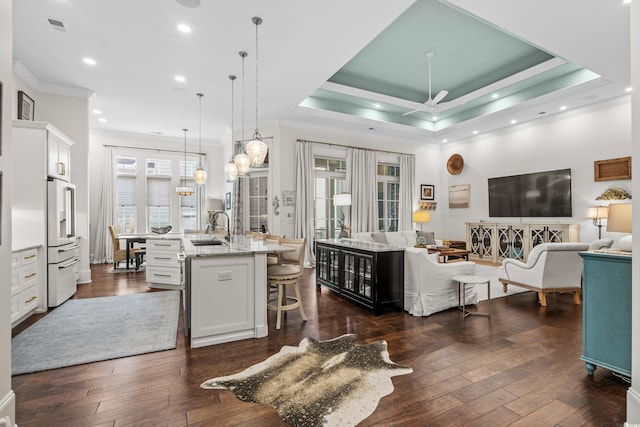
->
[[183, 234, 290, 348]]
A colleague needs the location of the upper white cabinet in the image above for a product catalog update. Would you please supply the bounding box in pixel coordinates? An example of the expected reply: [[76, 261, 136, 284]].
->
[[13, 120, 74, 182]]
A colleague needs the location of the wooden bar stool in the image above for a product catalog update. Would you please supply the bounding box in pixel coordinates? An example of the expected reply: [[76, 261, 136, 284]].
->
[[267, 237, 307, 329]]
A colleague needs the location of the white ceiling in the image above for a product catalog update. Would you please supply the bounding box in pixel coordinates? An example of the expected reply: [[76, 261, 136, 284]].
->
[[12, 0, 632, 146]]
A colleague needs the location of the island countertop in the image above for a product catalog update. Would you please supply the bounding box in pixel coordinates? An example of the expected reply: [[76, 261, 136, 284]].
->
[[183, 234, 290, 258]]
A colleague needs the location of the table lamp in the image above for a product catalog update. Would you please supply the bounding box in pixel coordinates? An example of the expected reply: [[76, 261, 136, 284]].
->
[[334, 193, 352, 238], [606, 203, 632, 251], [586, 205, 608, 239], [413, 210, 430, 231]]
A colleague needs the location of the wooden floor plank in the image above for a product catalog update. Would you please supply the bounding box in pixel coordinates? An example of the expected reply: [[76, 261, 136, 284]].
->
[[11, 264, 628, 426]]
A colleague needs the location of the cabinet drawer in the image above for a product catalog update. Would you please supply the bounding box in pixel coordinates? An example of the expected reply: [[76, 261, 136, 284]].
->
[[21, 286, 39, 314], [18, 263, 38, 287], [11, 270, 19, 296], [146, 266, 181, 285], [147, 252, 180, 267], [20, 248, 38, 266], [147, 239, 181, 252]]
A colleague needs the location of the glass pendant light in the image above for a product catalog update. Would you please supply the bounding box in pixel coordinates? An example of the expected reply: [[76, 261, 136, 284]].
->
[[234, 50, 251, 176], [176, 128, 195, 195], [246, 16, 268, 167], [224, 75, 239, 182], [193, 92, 207, 185]]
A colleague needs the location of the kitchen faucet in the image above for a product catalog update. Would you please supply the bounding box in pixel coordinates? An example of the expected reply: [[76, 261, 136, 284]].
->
[[211, 211, 231, 242]]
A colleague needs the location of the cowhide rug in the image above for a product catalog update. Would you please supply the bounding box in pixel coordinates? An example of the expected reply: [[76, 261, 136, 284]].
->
[[201, 334, 412, 426]]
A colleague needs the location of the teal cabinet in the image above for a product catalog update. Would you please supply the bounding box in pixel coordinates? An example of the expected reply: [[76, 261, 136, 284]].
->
[[579, 251, 631, 377]]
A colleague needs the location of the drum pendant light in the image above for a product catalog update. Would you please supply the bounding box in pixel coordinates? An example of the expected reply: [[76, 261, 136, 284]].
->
[[192, 92, 207, 185], [245, 16, 268, 167], [176, 128, 195, 195]]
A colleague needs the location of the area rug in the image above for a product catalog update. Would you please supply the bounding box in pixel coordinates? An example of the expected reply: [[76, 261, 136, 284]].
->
[[12, 291, 180, 375], [201, 334, 412, 427], [474, 263, 530, 301]]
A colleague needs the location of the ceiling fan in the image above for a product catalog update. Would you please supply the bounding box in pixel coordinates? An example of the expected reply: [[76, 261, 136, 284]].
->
[[403, 51, 449, 117]]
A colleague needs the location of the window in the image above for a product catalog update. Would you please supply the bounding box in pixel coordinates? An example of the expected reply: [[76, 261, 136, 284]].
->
[[116, 157, 137, 233], [314, 157, 347, 239], [248, 175, 268, 233], [378, 163, 400, 232], [146, 159, 171, 231]]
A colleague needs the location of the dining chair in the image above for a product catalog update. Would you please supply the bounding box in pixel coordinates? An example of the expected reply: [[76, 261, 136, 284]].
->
[[108, 225, 138, 269]]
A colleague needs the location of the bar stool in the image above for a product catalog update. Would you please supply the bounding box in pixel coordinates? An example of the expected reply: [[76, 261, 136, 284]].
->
[[264, 234, 281, 266], [267, 237, 307, 329]]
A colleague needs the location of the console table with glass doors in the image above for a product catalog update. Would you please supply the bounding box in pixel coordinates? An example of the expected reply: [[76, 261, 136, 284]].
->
[[465, 222, 579, 264], [315, 239, 404, 315]]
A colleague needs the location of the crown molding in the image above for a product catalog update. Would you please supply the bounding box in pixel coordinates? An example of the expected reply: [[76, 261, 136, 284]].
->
[[13, 59, 94, 98]]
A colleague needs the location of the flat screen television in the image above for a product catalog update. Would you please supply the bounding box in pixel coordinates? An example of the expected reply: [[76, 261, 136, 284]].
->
[[488, 169, 572, 217]]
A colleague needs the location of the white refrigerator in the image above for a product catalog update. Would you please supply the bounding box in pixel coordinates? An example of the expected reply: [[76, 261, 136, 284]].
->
[[47, 178, 79, 306]]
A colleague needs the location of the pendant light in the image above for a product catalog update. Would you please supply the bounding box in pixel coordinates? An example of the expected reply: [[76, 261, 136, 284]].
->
[[224, 75, 239, 182], [233, 51, 251, 176], [176, 128, 195, 195], [192, 92, 207, 185], [245, 16, 268, 167]]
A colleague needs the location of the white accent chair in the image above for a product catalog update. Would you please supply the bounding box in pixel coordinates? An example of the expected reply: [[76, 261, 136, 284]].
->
[[404, 247, 477, 316], [498, 242, 590, 306]]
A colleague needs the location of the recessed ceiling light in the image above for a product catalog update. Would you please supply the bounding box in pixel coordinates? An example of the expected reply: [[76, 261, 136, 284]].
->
[[174, 75, 186, 83], [442, 139, 448, 143], [98, 117, 107, 122], [510, 119, 518, 125], [491, 93, 499, 99], [432, 115, 438, 121], [560, 105, 567, 111], [625, 87, 633, 92], [92, 109, 102, 115], [83, 57, 97, 66], [623, 0, 631, 4], [373, 103, 381, 109], [473, 130, 478, 135], [177, 24, 191, 33]]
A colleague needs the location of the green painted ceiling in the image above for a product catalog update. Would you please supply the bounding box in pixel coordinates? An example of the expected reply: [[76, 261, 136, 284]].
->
[[299, 0, 601, 136]]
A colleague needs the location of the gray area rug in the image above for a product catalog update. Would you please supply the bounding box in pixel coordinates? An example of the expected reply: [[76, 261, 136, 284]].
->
[[12, 291, 180, 375], [474, 264, 530, 301]]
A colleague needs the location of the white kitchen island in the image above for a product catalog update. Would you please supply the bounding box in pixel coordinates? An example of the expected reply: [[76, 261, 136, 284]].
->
[[183, 234, 290, 348]]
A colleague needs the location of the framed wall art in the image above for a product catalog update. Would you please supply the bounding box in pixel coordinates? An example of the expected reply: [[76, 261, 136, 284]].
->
[[225, 192, 231, 210], [449, 184, 470, 209], [282, 190, 296, 206], [420, 184, 434, 201], [17, 90, 35, 121]]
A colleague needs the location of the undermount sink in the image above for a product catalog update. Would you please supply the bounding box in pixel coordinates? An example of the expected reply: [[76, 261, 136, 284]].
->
[[191, 239, 225, 246]]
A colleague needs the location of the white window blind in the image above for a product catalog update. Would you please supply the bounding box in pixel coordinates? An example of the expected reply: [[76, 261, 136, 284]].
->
[[147, 177, 170, 207]]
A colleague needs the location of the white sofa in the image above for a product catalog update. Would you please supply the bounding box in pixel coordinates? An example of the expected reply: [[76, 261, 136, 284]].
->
[[347, 231, 477, 316]]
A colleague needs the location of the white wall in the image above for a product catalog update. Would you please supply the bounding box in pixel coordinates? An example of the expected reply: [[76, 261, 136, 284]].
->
[[438, 100, 632, 244], [0, 0, 16, 422]]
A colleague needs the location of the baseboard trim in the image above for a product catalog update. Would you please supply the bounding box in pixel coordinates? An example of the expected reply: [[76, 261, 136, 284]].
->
[[626, 386, 640, 425], [0, 390, 16, 427]]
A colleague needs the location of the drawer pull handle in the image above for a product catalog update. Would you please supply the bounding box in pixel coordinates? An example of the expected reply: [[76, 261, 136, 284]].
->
[[25, 296, 37, 303], [24, 255, 37, 260], [24, 273, 37, 279], [155, 257, 173, 261], [153, 273, 172, 278]]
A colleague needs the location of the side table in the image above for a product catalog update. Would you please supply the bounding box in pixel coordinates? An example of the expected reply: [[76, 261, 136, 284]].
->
[[451, 275, 491, 320]]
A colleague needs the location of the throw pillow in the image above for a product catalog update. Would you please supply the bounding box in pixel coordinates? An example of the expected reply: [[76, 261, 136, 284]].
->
[[416, 230, 436, 246], [371, 232, 388, 245]]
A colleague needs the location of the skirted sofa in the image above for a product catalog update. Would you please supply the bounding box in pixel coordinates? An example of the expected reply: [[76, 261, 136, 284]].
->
[[347, 231, 477, 316]]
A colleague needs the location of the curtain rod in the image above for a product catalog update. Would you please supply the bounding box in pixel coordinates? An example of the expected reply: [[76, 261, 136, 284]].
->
[[297, 139, 415, 157], [103, 144, 205, 156]]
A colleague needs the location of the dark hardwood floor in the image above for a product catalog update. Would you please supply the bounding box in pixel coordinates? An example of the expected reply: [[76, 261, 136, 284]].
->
[[12, 264, 627, 426]]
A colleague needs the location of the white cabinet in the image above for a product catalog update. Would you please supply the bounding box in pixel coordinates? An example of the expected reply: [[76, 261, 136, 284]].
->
[[146, 238, 183, 289], [11, 247, 40, 325], [189, 255, 267, 348], [47, 131, 72, 181], [466, 222, 579, 264]]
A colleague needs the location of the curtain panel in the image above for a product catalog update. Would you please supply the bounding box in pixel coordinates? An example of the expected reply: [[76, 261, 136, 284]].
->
[[294, 141, 316, 267], [92, 146, 116, 263], [346, 148, 378, 233], [398, 153, 415, 231]]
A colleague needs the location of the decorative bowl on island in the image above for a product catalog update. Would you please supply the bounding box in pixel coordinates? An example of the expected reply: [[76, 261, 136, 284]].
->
[[151, 226, 172, 234]]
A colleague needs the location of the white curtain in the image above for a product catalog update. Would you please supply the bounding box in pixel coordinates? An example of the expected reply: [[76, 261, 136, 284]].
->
[[347, 148, 377, 232], [399, 154, 416, 231], [92, 146, 115, 263], [294, 141, 316, 267]]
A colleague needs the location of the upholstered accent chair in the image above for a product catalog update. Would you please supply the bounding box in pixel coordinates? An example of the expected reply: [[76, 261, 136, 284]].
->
[[498, 242, 590, 306], [404, 247, 477, 316]]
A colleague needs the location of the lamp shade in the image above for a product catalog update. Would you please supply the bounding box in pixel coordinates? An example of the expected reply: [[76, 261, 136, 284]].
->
[[246, 136, 268, 167], [607, 203, 632, 232], [586, 206, 609, 220], [206, 198, 224, 212], [413, 210, 431, 223], [334, 193, 352, 206]]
